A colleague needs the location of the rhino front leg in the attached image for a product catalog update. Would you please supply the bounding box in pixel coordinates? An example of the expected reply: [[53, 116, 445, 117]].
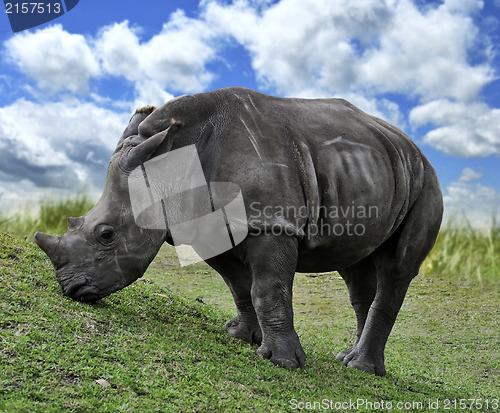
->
[[244, 234, 305, 368], [206, 254, 262, 345], [337, 258, 377, 361]]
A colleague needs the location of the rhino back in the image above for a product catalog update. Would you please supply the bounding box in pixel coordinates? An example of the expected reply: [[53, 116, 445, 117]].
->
[[135, 87, 432, 268]]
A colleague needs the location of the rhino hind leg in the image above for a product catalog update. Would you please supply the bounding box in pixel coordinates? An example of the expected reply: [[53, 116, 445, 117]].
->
[[336, 258, 377, 362], [341, 264, 410, 376], [206, 253, 262, 345], [340, 175, 442, 376]]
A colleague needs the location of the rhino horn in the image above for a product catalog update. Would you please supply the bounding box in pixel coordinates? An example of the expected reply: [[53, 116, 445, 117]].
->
[[67, 216, 84, 231], [34, 232, 60, 258], [119, 119, 182, 173], [114, 106, 157, 152]]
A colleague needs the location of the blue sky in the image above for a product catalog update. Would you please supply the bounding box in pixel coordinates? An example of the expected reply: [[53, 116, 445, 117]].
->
[[0, 0, 499, 226]]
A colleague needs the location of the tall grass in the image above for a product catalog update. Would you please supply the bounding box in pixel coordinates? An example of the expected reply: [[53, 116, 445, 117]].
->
[[0, 193, 95, 236], [426, 216, 499, 285], [0, 194, 498, 283]]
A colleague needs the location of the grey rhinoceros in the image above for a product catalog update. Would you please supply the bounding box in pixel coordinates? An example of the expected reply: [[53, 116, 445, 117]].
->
[[35, 87, 443, 376]]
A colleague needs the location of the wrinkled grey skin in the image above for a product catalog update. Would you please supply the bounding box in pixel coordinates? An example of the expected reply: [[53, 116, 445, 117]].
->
[[35, 87, 443, 376]]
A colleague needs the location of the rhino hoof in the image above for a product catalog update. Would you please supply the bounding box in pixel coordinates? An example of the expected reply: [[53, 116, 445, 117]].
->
[[343, 351, 386, 376], [225, 316, 262, 345], [335, 347, 353, 361], [347, 359, 386, 376], [256, 338, 306, 369]]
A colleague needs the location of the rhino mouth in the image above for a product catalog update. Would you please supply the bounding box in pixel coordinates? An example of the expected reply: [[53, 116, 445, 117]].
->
[[73, 286, 101, 303], [64, 279, 101, 303]]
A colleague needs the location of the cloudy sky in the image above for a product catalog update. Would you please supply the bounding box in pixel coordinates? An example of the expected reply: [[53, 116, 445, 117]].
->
[[0, 0, 499, 226]]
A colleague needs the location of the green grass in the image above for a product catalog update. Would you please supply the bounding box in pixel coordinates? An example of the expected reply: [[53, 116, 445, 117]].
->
[[0, 194, 95, 236], [0, 198, 499, 412], [426, 217, 500, 285]]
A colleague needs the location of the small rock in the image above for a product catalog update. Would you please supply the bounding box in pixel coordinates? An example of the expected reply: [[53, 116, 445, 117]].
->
[[155, 293, 171, 301], [95, 379, 110, 388]]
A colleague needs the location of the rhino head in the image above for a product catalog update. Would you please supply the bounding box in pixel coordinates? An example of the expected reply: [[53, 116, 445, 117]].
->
[[34, 109, 181, 302]]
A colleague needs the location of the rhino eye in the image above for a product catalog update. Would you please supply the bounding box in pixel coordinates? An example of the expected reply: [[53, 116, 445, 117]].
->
[[95, 225, 116, 245]]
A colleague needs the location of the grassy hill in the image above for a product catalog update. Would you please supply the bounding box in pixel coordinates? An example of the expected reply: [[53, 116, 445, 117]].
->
[[0, 196, 499, 412], [1, 231, 499, 412]]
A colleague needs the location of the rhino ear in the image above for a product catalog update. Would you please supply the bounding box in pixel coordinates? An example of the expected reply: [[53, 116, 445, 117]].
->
[[67, 216, 84, 231], [119, 119, 182, 173]]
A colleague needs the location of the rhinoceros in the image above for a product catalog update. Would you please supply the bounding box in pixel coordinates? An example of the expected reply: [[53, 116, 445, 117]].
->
[[35, 87, 443, 376]]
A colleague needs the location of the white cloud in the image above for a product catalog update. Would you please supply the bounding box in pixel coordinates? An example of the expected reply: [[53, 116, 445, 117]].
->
[[0, 99, 128, 192], [5, 25, 100, 94], [3, 0, 495, 107], [132, 80, 175, 110], [95, 13, 216, 95], [0, 13, 220, 205], [204, 0, 378, 97], [203, 0, 494, 101], [334, 92, 406, 129], [358, 0, 493, 101], [94, 21, 142, 81], [443, 167, 500, 228], [144, 11, 216, 92], [410, 99, 500, 157], [458, 166, 483, 182], [4, 13, 216, 106], [3, 1, 495, 114]]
